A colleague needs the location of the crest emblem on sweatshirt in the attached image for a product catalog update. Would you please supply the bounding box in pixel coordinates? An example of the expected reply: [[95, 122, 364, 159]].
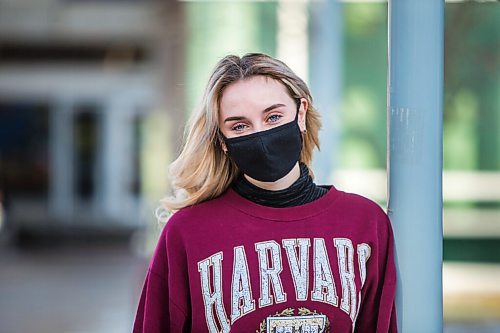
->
[[257, 307, 330, 333]]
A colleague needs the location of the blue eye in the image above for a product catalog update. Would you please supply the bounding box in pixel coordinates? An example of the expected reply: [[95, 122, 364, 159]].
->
[[267, 114, 282, 123], [231, 123, 248, 132]]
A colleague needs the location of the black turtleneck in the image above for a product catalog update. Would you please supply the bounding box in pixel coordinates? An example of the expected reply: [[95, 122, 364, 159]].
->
[[231, 162, 328, 208]]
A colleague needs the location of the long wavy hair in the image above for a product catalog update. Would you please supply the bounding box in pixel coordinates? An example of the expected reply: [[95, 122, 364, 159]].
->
[[159, 53, 322, 214]]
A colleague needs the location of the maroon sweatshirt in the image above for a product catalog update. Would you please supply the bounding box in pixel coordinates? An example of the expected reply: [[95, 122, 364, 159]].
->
[[133, 186, 397, 333]]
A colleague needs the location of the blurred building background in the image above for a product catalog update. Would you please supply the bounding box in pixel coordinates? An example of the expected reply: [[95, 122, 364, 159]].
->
[[0, 0, 498, 332]]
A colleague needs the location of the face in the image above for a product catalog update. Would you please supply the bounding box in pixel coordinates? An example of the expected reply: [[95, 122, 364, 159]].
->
[[218, 75, 307, 149]]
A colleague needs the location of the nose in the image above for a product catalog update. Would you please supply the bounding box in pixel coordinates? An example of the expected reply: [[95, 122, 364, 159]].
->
[[252, 122, 266, 134]]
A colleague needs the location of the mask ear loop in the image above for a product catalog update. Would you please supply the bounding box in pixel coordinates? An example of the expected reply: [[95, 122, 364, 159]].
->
[[295, 98, 307, 133], [294, 98, 301, 120]]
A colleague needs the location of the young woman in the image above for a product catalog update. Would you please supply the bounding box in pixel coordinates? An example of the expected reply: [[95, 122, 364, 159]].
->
[[133, 53, 397, 333]]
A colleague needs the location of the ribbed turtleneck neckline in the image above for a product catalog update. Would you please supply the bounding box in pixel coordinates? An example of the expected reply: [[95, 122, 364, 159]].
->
[[231, 162, 328, 208]]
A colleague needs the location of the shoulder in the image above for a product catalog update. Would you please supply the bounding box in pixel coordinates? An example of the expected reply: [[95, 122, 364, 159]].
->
[[163, 191, 232, 235], [333, 189, 395, 252], [333, 187, 392, 233], [337, 188, 388, 218]]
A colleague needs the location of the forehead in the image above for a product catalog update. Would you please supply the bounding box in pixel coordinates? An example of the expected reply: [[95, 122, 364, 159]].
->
[[219, 76, 291, 112]]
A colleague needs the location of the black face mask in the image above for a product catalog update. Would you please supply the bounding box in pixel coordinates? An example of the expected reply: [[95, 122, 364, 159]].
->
[[223, 110, 302, 182]]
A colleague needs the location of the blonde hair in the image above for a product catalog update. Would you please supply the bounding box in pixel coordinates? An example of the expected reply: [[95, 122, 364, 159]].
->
[[160, 53, 322, 213]]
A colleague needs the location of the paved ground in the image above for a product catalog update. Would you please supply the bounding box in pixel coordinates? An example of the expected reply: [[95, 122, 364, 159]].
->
[[0, 238, 148, 333], [1, 235, 499, 333]]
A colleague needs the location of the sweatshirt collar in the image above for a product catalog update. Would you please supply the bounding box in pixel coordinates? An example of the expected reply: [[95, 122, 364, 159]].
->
[[223, 184, 342, 222]]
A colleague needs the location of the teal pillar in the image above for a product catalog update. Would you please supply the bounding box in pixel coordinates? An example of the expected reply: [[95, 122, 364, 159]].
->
[[387, 1, 444, 332]]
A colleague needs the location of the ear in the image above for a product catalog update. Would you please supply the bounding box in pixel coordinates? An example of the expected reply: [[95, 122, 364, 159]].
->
[[215, 128, 228, 153], [298, 98, 308, 132], [219, 136, 228, 153]]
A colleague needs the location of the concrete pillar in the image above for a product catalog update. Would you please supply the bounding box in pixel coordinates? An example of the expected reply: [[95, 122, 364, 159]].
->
[[98, 97, 130, 222], [277, 0, 309, 81], [49, 98, 74, 222], [309, 0, 342, 184], [155, 0, 187, 157]]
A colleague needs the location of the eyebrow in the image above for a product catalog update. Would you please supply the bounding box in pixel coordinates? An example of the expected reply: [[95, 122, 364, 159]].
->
[[223, 103, 286, 123]]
